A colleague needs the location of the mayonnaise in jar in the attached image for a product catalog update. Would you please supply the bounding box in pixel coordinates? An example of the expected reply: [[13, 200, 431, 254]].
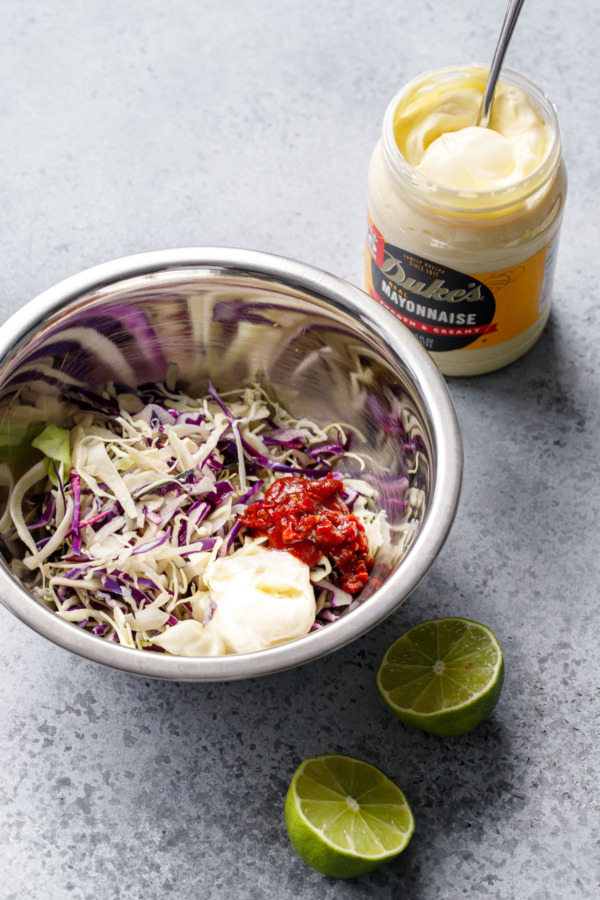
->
[[364, 65, 567, 375]]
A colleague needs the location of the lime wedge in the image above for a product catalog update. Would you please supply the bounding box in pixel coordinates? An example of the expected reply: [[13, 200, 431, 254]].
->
[[285, 754, 415, 878], [377, 617, 504, 736]]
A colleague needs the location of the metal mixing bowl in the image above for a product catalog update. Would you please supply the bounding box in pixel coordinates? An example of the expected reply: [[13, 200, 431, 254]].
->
[[0, 248, 462, 680]]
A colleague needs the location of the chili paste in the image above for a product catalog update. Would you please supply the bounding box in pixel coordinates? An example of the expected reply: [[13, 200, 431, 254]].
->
[[239, 473, 373, 594]]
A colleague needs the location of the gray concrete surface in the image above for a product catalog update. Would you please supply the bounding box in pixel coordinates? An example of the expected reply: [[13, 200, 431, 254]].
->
[[0, 1, 599, 898]]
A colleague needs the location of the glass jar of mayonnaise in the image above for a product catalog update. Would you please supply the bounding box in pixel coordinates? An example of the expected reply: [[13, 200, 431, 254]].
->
[[364, 65, 567, 375]]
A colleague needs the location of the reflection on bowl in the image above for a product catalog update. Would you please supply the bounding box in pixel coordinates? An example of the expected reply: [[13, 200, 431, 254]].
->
[[0, 248, 462, 681]]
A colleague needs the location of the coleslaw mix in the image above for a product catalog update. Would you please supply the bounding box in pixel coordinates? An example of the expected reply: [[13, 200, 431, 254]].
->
[[1, 380, 396, 656]]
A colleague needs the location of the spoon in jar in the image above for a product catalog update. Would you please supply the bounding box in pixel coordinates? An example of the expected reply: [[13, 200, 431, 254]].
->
[[477, 0, 527, 128]]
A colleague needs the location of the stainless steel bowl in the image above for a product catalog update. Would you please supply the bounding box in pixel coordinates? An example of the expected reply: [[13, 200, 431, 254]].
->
[[0, 248, 462, 680]]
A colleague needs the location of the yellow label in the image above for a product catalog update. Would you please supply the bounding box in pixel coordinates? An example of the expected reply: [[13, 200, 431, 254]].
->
[[364, 211, 560, 355]]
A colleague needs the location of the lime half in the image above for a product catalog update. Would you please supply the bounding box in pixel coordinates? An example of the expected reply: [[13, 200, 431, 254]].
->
[[377, 617, 504, 736], [285, 754, 414, 878]]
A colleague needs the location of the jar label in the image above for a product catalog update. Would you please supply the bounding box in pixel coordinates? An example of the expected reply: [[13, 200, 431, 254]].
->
[[364, 211, 558, 355]]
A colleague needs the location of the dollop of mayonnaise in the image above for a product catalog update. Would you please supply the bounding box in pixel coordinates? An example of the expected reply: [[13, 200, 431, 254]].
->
[[151, 543, 316, 657], [204, 543, 315, 653], [396, 82, 551, 191]]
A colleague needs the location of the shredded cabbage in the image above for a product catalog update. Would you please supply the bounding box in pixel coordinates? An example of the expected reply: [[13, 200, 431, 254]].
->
[[2, 381, 397, 655], [31, 424, 72, 487]]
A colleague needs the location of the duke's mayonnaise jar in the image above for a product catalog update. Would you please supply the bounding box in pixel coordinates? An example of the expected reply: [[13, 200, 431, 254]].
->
[[364, 65, 567, 375]]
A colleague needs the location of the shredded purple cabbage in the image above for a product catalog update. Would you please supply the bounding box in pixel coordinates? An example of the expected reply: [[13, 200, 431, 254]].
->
[[4, 380, 402, 655]]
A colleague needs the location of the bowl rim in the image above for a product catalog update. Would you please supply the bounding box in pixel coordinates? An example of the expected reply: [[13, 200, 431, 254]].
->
[[0, 247, 463, 681]]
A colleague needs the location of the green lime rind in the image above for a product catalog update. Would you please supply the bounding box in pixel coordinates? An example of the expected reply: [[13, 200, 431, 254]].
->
[[285, 754, 415, 878], [377, 617, 504, 737]]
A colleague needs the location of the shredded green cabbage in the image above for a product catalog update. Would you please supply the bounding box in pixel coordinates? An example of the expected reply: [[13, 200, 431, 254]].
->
[[2, 381, 390, 655], [31, 424, 72, 487]]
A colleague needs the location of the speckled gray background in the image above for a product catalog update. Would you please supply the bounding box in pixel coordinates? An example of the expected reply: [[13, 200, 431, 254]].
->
[[1, 1, 599, 898]]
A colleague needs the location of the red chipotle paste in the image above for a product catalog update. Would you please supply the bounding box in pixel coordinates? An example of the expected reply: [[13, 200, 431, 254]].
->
[[239, 473, 373, 594]]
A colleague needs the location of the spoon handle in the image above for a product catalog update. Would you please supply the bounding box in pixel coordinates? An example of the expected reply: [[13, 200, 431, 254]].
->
[[477, 0, 527, 127]]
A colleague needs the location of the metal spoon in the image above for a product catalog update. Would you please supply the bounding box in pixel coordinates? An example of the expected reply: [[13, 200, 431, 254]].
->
[[477, 0, 527, 127]]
